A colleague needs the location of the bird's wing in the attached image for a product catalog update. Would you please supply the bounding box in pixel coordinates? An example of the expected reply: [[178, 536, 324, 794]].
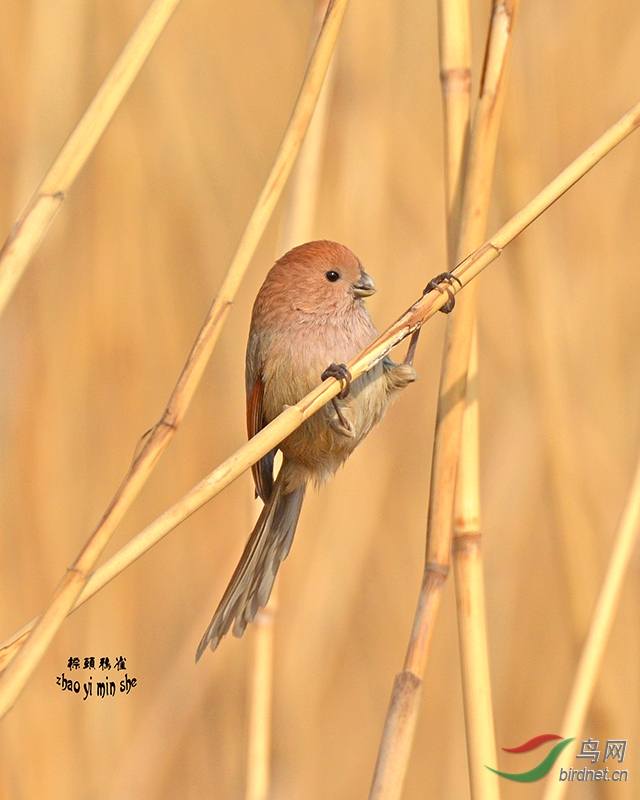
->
[[246, 375, 275, 502]]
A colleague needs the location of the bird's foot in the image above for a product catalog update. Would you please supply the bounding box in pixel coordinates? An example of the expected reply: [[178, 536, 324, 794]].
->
[[329, 408, 355, 437], [424, 272, 462, 313], [321, 362, 352, 399], [322, 363, 355, 436]]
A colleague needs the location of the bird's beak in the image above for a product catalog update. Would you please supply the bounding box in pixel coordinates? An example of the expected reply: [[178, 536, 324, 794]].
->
[[352, 271, 376, 298]]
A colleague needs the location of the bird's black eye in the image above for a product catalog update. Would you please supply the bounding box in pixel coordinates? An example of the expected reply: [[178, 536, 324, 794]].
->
[[325, 270, 340, 282]]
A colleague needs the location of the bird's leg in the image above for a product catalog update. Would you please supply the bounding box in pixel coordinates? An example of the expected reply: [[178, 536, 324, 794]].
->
[[424, 272, 462, 314], [403, 273, 463, 366], [403, 330, 421, 367], [321, 362, 353, 434]]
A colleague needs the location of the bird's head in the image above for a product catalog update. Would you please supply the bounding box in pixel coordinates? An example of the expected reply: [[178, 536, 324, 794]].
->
[[259, 240, 376, 320]]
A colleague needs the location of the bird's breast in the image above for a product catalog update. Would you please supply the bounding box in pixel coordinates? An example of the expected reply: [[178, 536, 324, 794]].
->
[[261, 312, 376, 412]]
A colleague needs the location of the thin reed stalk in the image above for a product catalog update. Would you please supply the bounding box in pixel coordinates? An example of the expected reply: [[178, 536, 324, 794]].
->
[[437, 6, 499, 796], [245, 4, 334, 796], [369, 2, 518, 796], [1, 93, 639, 705], [246, 587, 277, 800], [359, 4, 475, 783], [0, 0, 183, 317], [541, 451, 640, 800], [453, 327, 498, 799], [0, 0, 350, 718], [105, 601, 228, 799], [450, 1, 519, 796], [439, 0, 500, 800], [437, 0, 472, 259]]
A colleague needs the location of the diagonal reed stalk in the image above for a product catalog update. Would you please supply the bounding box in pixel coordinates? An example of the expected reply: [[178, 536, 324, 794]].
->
[[541, 450, 640, 800], [369, 2, 518, 797], [0, 0, 350, 718], [0, 0, 183, 317], [0, 93, 639, 712], [245, 4, 334, 797]]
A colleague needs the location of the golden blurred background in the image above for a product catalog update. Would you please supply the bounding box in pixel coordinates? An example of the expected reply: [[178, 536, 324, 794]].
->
[[1, 0, 640, 797]]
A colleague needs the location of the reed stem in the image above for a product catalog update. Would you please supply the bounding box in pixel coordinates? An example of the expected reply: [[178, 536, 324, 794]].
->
[[1, 93, 639, 712], [0, 0, 183, 317], [542, 451, 640, 800], [0, 0, 351, 718]]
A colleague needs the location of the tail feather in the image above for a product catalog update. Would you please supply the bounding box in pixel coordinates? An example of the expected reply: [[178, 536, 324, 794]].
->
[[196, 469, 305, 660]]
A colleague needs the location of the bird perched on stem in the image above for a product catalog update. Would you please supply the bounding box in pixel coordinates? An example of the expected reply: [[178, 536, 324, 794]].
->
[[196, 240, 417, 660]]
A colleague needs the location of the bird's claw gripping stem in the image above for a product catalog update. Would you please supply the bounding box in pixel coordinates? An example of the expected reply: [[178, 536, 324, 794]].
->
[[321, 363, 353, 432], [403, 272, 463, 366], [321, 362, 352, 399], [424, 272, 462, 314]]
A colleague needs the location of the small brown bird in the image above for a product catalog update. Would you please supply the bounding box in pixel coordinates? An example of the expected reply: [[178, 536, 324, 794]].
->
[[196, 240, 417, 659]]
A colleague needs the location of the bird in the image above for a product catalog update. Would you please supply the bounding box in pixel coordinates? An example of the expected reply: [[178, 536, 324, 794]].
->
[[196, 240, 417, 660]]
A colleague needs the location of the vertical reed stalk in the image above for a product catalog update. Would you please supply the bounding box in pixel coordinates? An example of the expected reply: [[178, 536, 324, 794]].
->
[[369, 2, 518, 797], [445, 0, 518, 800], [439, 9, 500, 797], [437, 5, 519, 796], [437, 0, 472, 260], [245, 588, 277, 800], [453, 327, 500, 800], [0, 0, 350, 719], [449, 1, 520, 795]]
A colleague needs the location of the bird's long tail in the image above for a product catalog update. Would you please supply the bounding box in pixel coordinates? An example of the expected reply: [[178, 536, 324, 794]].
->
[[196, 467, 305, 660]]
